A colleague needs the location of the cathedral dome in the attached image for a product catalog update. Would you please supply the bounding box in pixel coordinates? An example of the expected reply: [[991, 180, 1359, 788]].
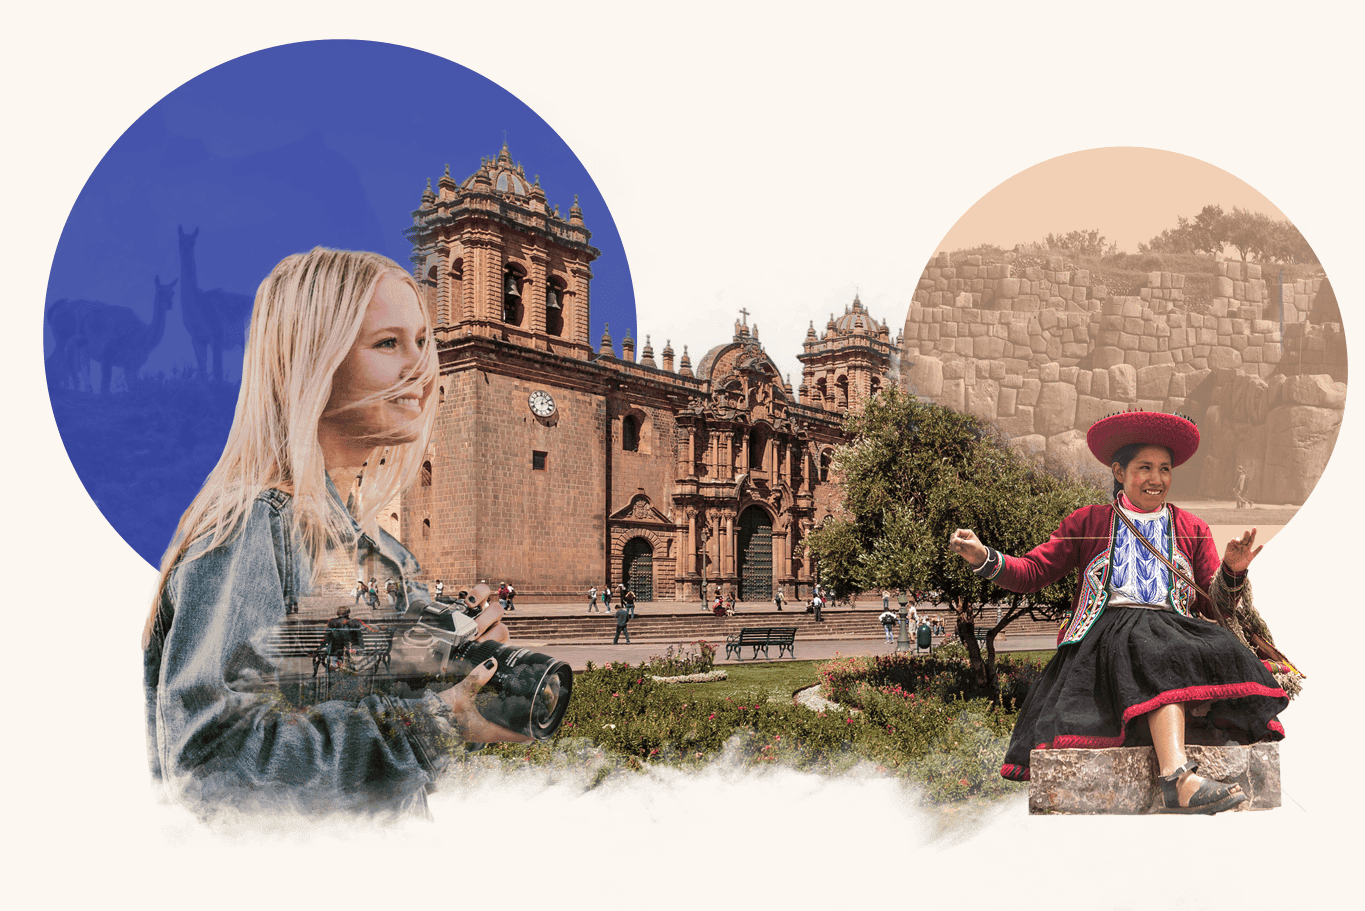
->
[[463, 143, 530, 197], [830, 294, 880, 334]]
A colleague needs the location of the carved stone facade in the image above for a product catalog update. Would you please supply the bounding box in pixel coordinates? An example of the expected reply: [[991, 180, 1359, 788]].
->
[[397, 148, 895, 601]]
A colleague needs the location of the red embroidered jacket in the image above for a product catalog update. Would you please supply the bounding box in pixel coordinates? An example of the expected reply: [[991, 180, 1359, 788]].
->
[[983, 503, 1222, 647]]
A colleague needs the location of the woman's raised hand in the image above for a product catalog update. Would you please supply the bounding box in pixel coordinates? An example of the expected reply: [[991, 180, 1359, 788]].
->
[[1223, 528, 1263, 575], [949, 528, 988, 569]]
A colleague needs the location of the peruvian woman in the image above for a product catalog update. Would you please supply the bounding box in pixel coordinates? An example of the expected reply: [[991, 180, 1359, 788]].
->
[[143, 248, 531, 820], [949, 411, 1293, 814]]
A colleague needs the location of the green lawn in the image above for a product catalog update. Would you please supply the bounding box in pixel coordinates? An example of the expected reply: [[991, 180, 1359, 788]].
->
[[664, 660, 825, 703], [661, 651, 1057, 703]]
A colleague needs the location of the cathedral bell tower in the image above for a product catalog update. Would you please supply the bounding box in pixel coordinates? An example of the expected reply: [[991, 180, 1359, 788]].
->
[[797, 293, 899, 413], [406, 143, 600, 357]]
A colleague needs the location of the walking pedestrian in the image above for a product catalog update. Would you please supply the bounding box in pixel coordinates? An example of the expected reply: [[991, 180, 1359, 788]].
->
[[613, 602, 632, 644], [603, 586, 612, 610], [623, 589, 636, 618], [353, 579, 366, 605], [774, 587, 784, 611], [879, 606, 897, 642], [588, 586, 599, 612], [506, 583, 516, 612]]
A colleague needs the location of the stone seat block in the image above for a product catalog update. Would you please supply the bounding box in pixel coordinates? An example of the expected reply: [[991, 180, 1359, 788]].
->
[[1028, 743, 1279, 814]]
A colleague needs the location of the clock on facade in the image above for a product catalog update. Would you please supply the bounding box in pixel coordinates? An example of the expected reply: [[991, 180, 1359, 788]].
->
[[528, 389, 558, 418]]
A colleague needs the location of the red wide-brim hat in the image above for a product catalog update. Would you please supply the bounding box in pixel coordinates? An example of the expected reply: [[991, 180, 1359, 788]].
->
[[1086, 410, 1200, 467]]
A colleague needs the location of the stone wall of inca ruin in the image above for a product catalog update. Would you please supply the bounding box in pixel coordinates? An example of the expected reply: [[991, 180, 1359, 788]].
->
[[902, 252, 1347, 504]]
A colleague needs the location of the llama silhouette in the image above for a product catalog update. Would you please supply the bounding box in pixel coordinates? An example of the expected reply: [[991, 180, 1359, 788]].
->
[[80, 275, 177, 393], [45, 297, 100, 390], [48, 276, 177, 393], [177, 225, 253, 381]]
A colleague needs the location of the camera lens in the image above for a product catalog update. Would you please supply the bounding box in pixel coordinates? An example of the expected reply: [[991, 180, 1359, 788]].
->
[[450, 640, 573, 740]]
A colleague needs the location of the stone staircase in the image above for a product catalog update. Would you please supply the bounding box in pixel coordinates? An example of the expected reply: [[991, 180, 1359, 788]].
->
[[501, 610, 1061, 644], [502, 609, 875, 643]]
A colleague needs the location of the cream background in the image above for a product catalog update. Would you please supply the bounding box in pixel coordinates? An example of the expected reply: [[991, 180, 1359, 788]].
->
[[5, 2, 1360, 908]]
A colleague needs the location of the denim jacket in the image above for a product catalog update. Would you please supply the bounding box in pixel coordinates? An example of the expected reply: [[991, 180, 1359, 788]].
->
[[143, 480, 454, 819]]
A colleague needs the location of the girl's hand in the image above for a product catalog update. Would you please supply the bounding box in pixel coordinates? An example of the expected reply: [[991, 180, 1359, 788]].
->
[[949, 529, 988, 569], [436, 591, 527, 743], [1223, 528, 1263, 575], [437, 657, 532, 744]]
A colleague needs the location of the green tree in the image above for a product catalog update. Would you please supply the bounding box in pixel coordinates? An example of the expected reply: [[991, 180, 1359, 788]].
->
[[1042, 228, 1118, 258], [807, 388, 1106, 693]]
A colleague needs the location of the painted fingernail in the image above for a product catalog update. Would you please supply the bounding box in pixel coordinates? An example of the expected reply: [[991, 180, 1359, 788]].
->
[[483, 658, 496, 670]]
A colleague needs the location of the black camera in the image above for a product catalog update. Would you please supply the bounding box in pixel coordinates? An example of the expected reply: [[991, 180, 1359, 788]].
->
[[399, 584, 571, 740]]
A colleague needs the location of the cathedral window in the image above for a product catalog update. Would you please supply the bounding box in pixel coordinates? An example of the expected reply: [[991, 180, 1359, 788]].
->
[[421, 460, 432, 487], [532, 450, 548, 471], [622, 415, 640, 452], [820, 450, 832, 483], [546, 277, 566, 337], [503, 268, 525, 326], [748, 427, 766, 470]]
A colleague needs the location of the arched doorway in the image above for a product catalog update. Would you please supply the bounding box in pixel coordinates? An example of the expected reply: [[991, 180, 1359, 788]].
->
[[622, 537, 654, 602], [736, 506, 773, 602]]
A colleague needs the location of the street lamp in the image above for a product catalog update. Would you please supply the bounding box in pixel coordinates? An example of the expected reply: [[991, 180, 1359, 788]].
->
[[895, 589, 911, 653]]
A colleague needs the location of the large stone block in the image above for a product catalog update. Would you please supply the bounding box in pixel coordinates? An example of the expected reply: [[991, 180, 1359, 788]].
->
[[966, 378, 1000, 422], [1209, 346, 1242, 370], [996, 405, 1036, 437], [1110, 363, 1137, 401], [1136, 363, 1176, 400], [1261, 405, 1343, 503], [1282, 374, 1348, 409], [1075, 394, 1109, 429], [941, 378, 965, 412], [998, 385, 1018, 416], [1029, 744, 1280, 815], [1036, 383, 1079, 436], [1090, 367, 1110, 399], [1019, 377, 1042, 407], [1091, 346, 1123, 369], [906, 354, 944, 398]]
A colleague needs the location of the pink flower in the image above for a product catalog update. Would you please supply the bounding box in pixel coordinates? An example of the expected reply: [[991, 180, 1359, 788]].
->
[[708, 713, 716, 720], [959, 778, 970, 787]]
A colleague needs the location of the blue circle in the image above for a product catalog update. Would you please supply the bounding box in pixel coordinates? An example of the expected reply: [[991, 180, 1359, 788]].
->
[[44, 40, 635, 567]]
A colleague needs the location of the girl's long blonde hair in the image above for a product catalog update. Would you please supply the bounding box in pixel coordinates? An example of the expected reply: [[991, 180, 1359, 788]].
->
[[142, 248, 438, 648]]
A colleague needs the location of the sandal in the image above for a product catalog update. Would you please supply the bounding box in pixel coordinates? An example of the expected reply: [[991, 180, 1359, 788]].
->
[[1157, 760, 1249, 814]]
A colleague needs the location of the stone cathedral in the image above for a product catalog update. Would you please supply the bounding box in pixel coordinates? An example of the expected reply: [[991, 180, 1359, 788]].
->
[[391, 145, 897, 602]]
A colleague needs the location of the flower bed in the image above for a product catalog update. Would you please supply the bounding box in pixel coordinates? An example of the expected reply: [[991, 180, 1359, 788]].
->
[[650, 670, 728, 684], [474, 658, 1025, 803]]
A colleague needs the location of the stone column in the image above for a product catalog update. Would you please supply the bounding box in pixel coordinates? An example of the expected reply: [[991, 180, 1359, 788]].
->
[[723, 512, 735, 577], [685, 508, 697, 575]]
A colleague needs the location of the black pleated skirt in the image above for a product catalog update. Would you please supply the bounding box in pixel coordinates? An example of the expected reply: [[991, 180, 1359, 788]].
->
[[999, 605, 1288, 781]]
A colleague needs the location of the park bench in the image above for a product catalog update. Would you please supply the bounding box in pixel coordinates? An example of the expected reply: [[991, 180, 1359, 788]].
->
[[725, 626, 797, 661], [269, 622, 396, 678]]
